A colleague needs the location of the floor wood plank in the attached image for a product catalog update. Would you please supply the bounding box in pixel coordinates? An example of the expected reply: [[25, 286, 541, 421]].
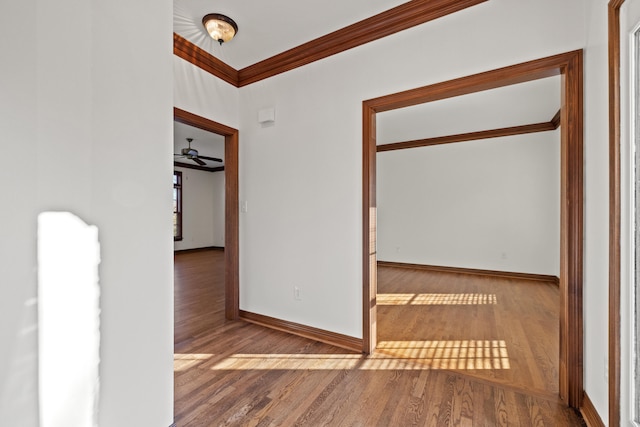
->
[[376, 265, 560, 395], [174, 250, 585, 426]]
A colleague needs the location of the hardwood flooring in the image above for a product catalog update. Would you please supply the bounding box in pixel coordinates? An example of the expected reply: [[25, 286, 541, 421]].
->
[[174, 249, 227, 346], [377, 266, 560, 396], [174, 250, 585, 426]]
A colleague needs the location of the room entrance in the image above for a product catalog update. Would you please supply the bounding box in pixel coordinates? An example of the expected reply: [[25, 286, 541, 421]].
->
[[362, 50, 584, 408], [173, 108, 240, 320]]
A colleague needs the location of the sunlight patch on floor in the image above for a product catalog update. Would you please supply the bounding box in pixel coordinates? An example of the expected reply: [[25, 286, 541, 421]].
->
[[188, 339, 510, 371], [174, 353, 215, 371], [368, 340, 510, 370], [377, 293, 497, 305], [209, 353, 363, 370]]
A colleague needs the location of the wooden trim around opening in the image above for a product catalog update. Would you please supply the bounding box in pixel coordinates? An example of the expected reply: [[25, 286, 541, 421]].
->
[[581, 392, 606, 427], [363, 50, 584, 408], [239, 310, 363, 353], [608, 1, 624, 426], [562, 47, 585, 412], [174, 107, 239, 320], [377, 261, 560, 285], [173, 0, 487, 87]]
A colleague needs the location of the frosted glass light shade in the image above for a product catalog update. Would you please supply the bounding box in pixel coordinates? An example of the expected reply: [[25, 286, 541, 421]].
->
[[202, 13, 238, 45]]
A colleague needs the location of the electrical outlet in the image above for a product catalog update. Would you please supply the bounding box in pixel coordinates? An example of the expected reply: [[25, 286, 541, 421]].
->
[[294, 286, 301, 301]]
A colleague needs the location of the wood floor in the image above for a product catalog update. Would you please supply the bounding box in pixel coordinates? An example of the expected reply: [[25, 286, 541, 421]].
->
[[376, 266, 560, 396], [174, 250, 585, 426]]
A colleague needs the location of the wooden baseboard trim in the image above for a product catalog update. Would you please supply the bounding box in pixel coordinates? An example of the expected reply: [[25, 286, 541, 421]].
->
[[377, 261, 560, 285], [580, 392, 605, 427], [174, 246, 224, 254], [239, 310, 363, 353]]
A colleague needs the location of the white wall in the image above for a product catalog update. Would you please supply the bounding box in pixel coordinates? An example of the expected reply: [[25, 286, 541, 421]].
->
[[0, 2, 39, 423], [583, 0, 611, 420], [236, 0, 585, 340], [377, 131, 560, 276], [0, 0, 174, 426], [174, 167, 225, 251], [174, 56, 240, 130]]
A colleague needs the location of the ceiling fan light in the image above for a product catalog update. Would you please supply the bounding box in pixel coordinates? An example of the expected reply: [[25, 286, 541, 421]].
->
[[181, 147, 198, 157], [202, 13, 238, 45]]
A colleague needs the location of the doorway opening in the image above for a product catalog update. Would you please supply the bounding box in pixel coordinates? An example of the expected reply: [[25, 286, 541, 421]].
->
[[362, 50, 584, 408], [174, 107, 239, 320]]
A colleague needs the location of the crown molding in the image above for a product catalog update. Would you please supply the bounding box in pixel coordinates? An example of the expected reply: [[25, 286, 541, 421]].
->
[[173, 0, 488, 87], [173, 33, 239, 87], [237, 0, 488, 86], [550, 109, 561, 129], [377, 120, 557, 152], [174, 161, 225, 173]]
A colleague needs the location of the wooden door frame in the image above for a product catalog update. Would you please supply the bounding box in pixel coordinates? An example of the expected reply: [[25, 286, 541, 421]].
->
[[609, 1, 625, 425], [174, 107, 239, 320], [362, 50, 584, 408]]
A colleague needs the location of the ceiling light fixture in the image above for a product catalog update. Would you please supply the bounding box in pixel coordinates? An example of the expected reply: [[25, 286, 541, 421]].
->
[[202, 13, 238, 45]]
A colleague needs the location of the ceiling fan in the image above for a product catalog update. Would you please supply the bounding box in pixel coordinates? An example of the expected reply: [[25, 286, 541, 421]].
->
[[174, 138, 222, 166]]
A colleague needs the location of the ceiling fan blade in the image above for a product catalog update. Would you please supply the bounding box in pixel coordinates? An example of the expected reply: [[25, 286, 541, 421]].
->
[[198, 155, 223, 162], [193, 157, 206, 166]]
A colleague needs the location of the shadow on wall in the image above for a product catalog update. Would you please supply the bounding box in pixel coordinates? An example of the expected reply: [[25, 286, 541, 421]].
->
[[0, 295, 39, 426]]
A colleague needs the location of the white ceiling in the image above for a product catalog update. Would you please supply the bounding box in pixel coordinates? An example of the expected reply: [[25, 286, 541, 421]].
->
[[173, 0, 407, 70]]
